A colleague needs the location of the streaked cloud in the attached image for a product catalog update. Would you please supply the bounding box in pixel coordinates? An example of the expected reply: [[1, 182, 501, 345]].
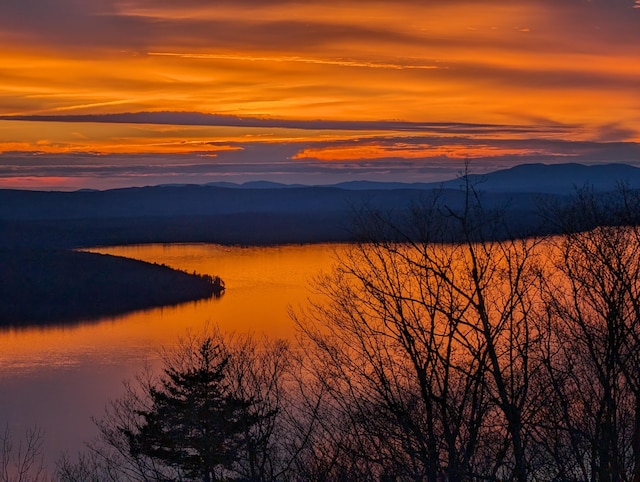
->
[[0, 0, 639, 189], [1, 131, 638, 190], [148, 52, 442, 71], [0, 112, 571, 135]]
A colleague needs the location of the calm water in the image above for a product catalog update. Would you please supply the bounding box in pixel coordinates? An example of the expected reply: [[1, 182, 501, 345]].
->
[[0, 243, 341, 466]]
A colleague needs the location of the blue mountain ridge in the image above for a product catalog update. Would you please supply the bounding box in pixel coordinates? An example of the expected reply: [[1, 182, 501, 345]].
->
[[202, 163, 640, 193], [1, 163, 639, 248]]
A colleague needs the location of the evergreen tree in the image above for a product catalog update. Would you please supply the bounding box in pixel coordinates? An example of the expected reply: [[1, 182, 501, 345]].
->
[[123, 338, 258, 482]]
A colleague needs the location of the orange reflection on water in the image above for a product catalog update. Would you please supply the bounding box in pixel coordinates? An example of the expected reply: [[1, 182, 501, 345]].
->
[[0, 243, 341, 377], [84, 243, 340, 337], [0, 243, 340, 463]]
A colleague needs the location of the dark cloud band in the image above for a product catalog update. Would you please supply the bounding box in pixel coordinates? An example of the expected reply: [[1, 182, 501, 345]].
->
[[0, 112, 571, 135]]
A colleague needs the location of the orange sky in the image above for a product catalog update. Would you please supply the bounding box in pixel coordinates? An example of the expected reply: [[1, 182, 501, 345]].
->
[[1, 0, 639, 189]]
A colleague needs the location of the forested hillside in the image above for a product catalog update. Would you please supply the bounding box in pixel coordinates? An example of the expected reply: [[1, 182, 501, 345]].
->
[[0, 249, 223, 325]]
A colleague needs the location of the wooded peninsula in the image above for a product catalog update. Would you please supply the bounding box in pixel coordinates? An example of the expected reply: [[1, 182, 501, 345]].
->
[[0, 248, 223, 326]]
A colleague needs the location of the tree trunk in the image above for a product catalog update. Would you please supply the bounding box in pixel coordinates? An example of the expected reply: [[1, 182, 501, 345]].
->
[[632, 396, 640, 482]]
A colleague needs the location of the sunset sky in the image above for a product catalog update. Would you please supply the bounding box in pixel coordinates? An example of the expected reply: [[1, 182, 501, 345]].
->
[[1, 0, 639, 189]]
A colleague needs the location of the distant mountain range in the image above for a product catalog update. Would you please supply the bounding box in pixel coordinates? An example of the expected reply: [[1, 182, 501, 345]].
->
[[1, 163, 639, 248], [436, 163, 640, 194], [202, 163, 640, 194], [20, 162, 639, 194]]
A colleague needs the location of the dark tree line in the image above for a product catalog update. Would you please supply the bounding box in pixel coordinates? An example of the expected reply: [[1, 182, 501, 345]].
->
[[55, 184, 640, 481], [0, 250, 223, 326]]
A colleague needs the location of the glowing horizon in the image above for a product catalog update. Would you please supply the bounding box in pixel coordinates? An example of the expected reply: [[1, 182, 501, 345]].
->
[[1, 0, 639, 189]]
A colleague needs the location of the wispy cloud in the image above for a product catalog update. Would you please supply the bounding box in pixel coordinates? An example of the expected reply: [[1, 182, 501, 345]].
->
[[1, 0, 639, 189], [148, 52, 442, 71], [1, 132, 638, 190]]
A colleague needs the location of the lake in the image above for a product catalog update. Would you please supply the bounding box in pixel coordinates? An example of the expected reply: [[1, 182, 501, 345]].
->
[[0, 243, 342, 467]]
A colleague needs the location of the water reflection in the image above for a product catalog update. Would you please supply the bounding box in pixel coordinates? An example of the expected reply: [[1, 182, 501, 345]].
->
[[85, 243, 340, 337], [0, 243, 340, 465]]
